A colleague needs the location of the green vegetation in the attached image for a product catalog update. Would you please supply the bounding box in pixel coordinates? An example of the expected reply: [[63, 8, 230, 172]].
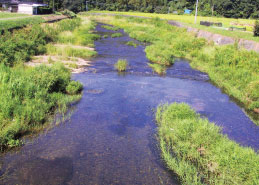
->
[[46, 44, 96, 60], [0, 16, 100, 151], [90, 15, 259, 123], [0, 12, 29, 19], [148, 63, 166, 75], [114, 59, 128, 72], [0, 63, 81, 151], [126, 41, 137, 47], [254, 21, 259, 37], [111, 32, 123, 38], [88, 0, 258, 19], [156, 103, 259, 184], [56, 17, 100, 47], [103, 34, 109, 38], [90, 11, 259, 42], [0, 16, 45, 31], [102, 25, 119, 31], [0, 25, 48, 66], [66, 81, 83, 95]]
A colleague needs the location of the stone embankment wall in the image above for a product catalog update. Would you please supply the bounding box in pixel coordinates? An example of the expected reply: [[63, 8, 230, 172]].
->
[[168, 20, 259, 53]]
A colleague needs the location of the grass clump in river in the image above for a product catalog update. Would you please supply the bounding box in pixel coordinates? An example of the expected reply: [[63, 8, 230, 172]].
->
[[0, 63, 82, 151], [114, 59, 128, 72], [111, 32, 123, 38], [156, 103, 259, 184], [148, 63, 166, 75], [90, 15, 259, 123], [102, 25, 119, 31], [46, 44, 96, 60], [126, 41, 137, 47]]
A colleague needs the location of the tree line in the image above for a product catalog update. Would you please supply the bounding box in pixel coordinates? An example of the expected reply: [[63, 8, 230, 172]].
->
[[42, 0, 259, 19]]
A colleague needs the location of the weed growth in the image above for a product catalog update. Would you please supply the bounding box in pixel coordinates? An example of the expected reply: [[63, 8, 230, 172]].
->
[[111, 32, 123, 38], [91, 15, 259, 123], [114, 59, 128, 71], [0, 63, 82, 151], [66, 81, 83, 95], [148, 63, 166, 75], [156, 103, 259, 184], [102, 25, 119, 31], [126, 41, 137, 47]]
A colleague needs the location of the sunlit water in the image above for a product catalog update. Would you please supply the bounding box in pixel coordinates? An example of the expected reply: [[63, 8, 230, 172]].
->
[[0, 24, 258, 185]]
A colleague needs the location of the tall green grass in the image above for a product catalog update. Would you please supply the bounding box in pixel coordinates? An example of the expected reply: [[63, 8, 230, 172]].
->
[[90, 11, 258, 42], [0, 63, 82, 151], [114, 59, 128, 71], [111, 32, 123, 38], [56, 17, 100, 47], [0, 17, 94, 152], [102, 25, 119, 31], [0, 16, 45, 31], [91, 15, 259, 123], [0, 25, 47, 66], [148, 63, 166, 75], [156, 103, 259, 184], [46, 44, 97, 59]]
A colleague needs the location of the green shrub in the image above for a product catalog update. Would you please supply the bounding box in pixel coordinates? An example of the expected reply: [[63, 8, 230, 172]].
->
[[61, 9, 77, 18], [156, 103, 259, 184], [254, 20, 259, 37], [66, 81, 83, 95], [114, 59, 128, 71], [0, 25, 47, 66]]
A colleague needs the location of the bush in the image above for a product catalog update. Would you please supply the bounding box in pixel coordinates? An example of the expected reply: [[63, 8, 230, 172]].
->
[[0, 25, 47, 66], [254, 20, 259, 37], [61, 9, 77, 18], [66, 81, 83, 95], [114, 59, 128, 71]]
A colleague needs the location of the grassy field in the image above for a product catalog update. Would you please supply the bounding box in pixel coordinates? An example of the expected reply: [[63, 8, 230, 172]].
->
[[0, 17, 99, 152], [88, 15, 259, 124], [89, 11, 258, 42], [0, 16, 45, 31], [0, 12, 29, 19], [156, 103, 259, 184]]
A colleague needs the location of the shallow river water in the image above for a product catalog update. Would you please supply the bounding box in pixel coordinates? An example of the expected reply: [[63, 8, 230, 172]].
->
[[0, 24, 258, 185]]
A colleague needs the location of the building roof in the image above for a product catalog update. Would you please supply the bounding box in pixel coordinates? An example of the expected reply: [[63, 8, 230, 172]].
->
[[0, 0, 45, 4]]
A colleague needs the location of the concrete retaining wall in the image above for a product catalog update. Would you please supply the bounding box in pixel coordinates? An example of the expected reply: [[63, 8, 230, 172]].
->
[[169, 20, 259, 53]]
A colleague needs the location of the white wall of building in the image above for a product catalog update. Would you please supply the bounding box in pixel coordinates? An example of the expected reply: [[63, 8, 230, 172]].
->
[[18, 4, 33, 14]]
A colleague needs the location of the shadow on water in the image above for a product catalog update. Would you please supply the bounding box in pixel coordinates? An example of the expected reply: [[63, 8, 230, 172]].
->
[[0, 23, 258, 185]]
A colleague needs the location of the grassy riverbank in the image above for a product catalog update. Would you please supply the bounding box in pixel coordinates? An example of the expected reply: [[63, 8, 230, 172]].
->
[[0, 16, 45, 31], [89, 11, 258, 42], [0, 17, 98, 151], [88, 15, 259, 124], [156, 103, 259, 184]]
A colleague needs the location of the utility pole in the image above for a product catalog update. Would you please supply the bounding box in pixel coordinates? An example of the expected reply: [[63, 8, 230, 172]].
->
[[194, 0, 199, 24], [52, 0, 55, 12], [86, 0, 88, 11]]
